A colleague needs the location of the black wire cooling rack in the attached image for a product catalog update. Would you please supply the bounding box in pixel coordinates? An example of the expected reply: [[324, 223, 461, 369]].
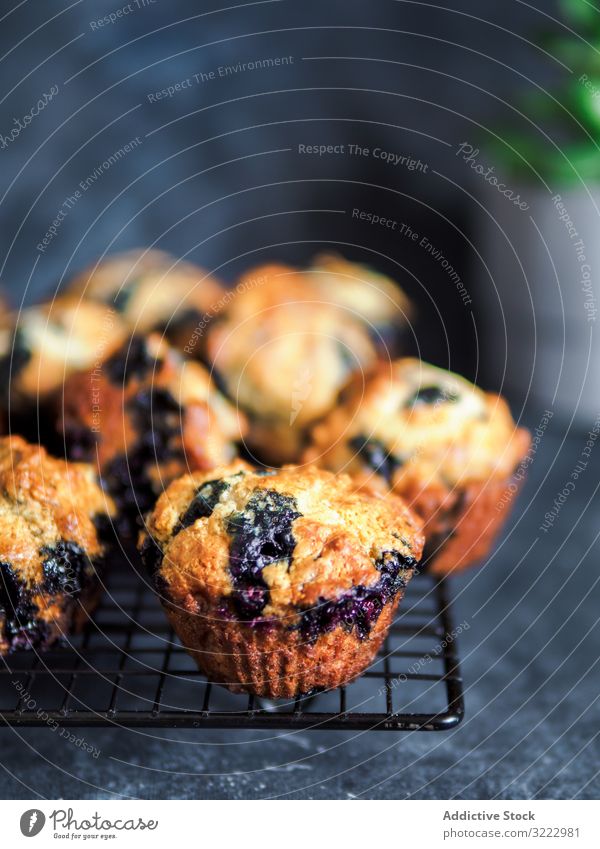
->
[[0, 565, 464, 731]]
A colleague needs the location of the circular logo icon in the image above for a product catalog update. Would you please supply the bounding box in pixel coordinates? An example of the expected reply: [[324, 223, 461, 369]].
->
[[19, 810, 45, 837]]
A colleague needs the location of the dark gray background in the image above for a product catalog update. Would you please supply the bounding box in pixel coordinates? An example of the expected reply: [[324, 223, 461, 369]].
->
[[1, 0, 598, 800], [2, 428, 598, 800]]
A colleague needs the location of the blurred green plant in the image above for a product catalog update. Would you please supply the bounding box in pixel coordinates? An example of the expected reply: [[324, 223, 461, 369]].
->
[[488, 0, 600, 182]]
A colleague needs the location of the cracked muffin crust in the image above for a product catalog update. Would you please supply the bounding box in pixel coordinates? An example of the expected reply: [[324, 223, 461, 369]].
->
[[207, 262, 382, 464], [67, 248, 224, 351], [56, 333, 246, 536], [0, 295, 127, 409], [140, 462, 424, 697], [0, 435, 115, 654], [304, 358, 531, 575]]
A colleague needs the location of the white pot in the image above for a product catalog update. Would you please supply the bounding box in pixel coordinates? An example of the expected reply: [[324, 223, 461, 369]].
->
[[477, 182, 599, 422]]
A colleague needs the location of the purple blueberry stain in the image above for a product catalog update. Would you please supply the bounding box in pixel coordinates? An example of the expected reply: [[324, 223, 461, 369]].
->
[[61, 336, 186, 536]]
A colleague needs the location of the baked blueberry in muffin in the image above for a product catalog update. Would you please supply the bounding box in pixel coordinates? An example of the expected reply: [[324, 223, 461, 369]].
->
[[55, 334, 246, 535], [207, 262, 381, 464], [0, 295, 127, 410], [0, 436, 115, 654], [304, 358, 531, 575], [67, 248, 224, 352], [140, 462, 424, 697]]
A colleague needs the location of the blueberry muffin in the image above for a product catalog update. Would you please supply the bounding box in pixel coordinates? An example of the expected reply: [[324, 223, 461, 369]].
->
[[56, 334, 246, 535], [207, 264, 378, 464], [68, 249, 224, 350], [304, 359, 531, 575], [0, 435, 115, 654], [140, 462, 424, 697], [0, 296, 127, 409]]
